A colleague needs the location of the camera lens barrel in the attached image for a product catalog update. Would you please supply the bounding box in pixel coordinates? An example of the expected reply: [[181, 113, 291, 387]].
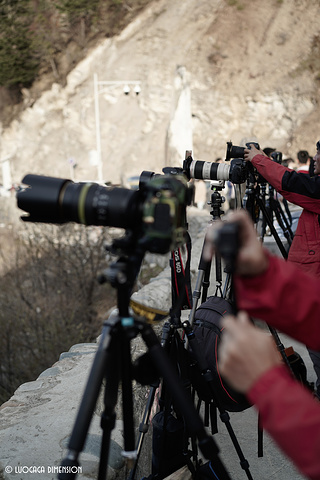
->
[[185, 159, 230, 181], [61, 182, 140, 228], [18, 174, 140, 229], [227, 145, 245, 159], [17, 174, 71, 223]]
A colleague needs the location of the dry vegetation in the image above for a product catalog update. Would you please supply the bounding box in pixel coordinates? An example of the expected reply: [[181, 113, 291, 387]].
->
[[0, 222, 109, 403], [0, 216, 164, 404], [0, 0, 153, 126]]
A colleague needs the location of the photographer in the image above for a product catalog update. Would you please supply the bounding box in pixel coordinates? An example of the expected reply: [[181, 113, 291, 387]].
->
[[245, 141, 320, 400], [205, 210, 320, 479], [244, 141, 320, 277]]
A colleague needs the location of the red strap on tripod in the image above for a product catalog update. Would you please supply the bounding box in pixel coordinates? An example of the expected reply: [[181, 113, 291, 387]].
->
[[171, 232, 193, 311]]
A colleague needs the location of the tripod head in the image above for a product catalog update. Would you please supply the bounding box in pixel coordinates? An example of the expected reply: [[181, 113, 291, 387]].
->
[[209, 180, 226, 219]]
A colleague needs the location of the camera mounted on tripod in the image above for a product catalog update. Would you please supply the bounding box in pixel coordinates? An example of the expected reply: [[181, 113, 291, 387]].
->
[[183, 142, 261, 185], [17, 171, 192, 255], [271, 151, 282, 164]]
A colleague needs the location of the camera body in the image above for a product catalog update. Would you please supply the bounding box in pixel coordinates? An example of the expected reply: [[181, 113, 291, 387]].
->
[[183, 142, 261, 186], [140, 173, 191, 253], [271, 151, 282, 164]]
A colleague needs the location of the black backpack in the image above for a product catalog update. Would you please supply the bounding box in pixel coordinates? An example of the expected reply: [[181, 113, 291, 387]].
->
[[189, 295, 251, 413]]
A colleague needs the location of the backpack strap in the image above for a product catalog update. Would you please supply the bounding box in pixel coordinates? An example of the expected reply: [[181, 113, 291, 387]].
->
[[258, 412, 264, 457]]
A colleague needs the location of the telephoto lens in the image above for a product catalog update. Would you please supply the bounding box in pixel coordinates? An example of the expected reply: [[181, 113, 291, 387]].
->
[[183, 155, 248, 184], [183, 156, 230, 182], [17, 174, 141, 228]]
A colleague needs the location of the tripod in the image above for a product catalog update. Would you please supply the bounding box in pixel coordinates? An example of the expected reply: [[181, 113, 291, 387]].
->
[[260, 182, 293, 247], [58, 233, 231, 480], [187, 180, 232, 324], [243, 164, 294, 258]]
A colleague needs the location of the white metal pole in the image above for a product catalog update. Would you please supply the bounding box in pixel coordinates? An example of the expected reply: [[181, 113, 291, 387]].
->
[[94, 73, 103, 184]]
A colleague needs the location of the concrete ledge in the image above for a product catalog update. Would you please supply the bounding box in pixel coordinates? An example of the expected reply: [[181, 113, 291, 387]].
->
[[0, 342, 126, 480]]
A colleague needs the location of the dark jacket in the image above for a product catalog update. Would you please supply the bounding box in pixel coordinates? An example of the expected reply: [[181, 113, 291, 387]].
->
[[251, 154, 320, 276]]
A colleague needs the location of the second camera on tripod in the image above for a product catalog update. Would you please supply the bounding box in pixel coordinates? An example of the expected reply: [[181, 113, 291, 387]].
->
[[183, 141, 261, 185]]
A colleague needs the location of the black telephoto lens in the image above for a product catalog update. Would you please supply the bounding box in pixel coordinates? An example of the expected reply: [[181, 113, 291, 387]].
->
[[17, 174, 141, 229], [17, 175, 71, 224], [226, 143, 245, 160]]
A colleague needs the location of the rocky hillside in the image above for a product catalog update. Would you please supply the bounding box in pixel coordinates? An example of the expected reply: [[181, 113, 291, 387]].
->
[[1, 0, 320, 192]]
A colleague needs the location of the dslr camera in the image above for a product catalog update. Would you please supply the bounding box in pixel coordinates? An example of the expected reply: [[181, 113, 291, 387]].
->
[[17, 172, 192, 255], [183, 142, 260, 185]]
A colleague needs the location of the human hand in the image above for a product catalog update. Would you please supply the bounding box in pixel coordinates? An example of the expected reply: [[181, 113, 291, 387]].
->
[[244, 144, 267, 162], [218, 311, 282, 393], [204, 209, 269, 276]]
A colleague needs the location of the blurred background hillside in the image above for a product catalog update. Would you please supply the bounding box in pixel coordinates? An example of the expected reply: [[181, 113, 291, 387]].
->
[[1, 0, 320, 190]]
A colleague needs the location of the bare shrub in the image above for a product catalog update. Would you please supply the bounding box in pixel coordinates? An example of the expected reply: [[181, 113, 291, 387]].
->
[[0, 222, 119, 403]]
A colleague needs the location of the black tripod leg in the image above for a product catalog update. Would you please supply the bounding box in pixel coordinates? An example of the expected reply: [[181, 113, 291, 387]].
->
[[140, 323, 232, 480], [270, 198, 293, 246], [267, 325, 293, 373], [120, 330, 136, 463], [277, 199, 294, 237], [188, 268, 206, 325], [58, 318, 119, 480], [282, 197, 293, 226], [253, 198, 296, 372], [97, 326, 123, 480], [128, 383, 159, 480], [187, 242, 214, 328], [254, 196, 288, 259]]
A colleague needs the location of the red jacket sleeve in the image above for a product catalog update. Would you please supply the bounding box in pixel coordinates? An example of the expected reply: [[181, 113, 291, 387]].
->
[[234, 253, 320, 350], [248, 365, 320, 479], [251, 154, 320, 214]]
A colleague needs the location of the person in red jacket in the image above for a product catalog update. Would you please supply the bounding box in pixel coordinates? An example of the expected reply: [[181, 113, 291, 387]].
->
[[244, 141, 320, 276], [204, 209, 320, 480], [244, 140, 320, 400]]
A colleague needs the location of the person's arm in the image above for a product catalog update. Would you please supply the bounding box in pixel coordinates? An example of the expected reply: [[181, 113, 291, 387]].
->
[[234, 253, 320, 350], [245, 146, 320, 213], [219, 311, 320, 480], [204, 209, 320, 350], [248, 365, 320, 480], [206, 211, 320, 478]]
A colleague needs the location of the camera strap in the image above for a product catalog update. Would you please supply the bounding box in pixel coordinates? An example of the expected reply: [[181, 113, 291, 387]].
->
[[171, 231, 193, 312]]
